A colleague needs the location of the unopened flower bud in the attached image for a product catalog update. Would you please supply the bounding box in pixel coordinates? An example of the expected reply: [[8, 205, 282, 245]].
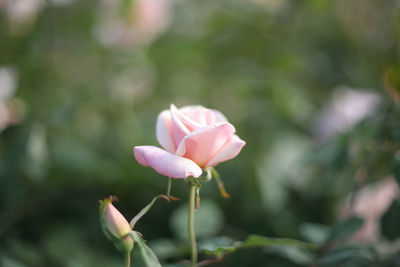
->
[[99, 196, 133, 254]]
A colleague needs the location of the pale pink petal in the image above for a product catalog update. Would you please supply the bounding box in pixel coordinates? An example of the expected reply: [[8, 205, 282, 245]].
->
[[176, 122, 236, 167], [105, 204, 131, 237], [174, 105, 203, 130], [170, 104, 191, 146], [180, 105, 222, 126], [156, 110, 176, 153], [203, 109, 217, 125], [212, 109, 228, 123], [133, 146, 202, 178], [180, 105, 209, 126], [206, 135, 246, 167]]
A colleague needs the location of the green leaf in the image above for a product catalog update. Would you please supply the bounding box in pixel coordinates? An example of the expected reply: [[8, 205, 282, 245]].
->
[[316, 245, 375, 267], [200, 237, 240, 258], [384, 251, 400, 267], [327, 216, 364, 242], [243, 235, 316, 265], [130, 232, 162, 267], [202, 235, 317, 264], [241, 235, 317, 250], [299, 222, 331, 245], [148, 239, 184, 260], [381, 197, 400, 241]]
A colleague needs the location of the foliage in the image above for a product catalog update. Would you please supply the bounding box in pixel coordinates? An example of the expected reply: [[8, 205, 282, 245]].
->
[[0, 0, 400, 266]]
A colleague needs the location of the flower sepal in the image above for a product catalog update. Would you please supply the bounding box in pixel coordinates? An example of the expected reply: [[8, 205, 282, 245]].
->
[[113, 235, 134, 255], [210, 167, 230, 199], [195, 168, 231, 199]]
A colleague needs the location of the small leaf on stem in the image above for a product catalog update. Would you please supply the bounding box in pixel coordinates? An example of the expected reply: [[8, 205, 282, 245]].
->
[[130, 194, 170, 229]]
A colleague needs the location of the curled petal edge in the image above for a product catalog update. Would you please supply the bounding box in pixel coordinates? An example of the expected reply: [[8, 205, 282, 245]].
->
[[133, 145, 202, 179], [206, 135, 246, 167], [156, 110, 176, 153]]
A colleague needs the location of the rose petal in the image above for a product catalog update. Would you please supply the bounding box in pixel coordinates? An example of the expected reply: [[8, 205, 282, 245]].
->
[[180, 105, 211, 126], [156, 110, 176, 153], [212, 109, 228, 123], [173, 105, 203, 130], [180, 105, 226, 126], [176, 122, 235, 167], [133, 146, 202, 178], [170, 104, 191, 146], [206, 135, 246, 167], [105, 203, 131, 238]]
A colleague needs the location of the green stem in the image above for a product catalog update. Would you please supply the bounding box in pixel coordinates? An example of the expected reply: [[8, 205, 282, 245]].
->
[[166, 177, 172, 196], [124, 252, 131, 267], [189, 184, 197, 267]]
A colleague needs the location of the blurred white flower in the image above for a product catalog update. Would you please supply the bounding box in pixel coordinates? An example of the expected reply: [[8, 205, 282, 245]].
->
[[341, 178, 398, 243], [4, 0, 44, 34], [313, 87, 380, 141], [0, 66, 17, 100], [94, 0, 171, 49], [0, 66, 23, 132]]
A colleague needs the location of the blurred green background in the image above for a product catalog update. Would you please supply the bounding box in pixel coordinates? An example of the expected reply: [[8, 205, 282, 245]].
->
[[1, 0, 400, 266]]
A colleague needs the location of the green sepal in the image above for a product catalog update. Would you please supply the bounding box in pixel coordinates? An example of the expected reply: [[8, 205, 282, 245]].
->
[[114, 235, 134, 255], [129, 231, 162, 267], [197, 168, 213, 182], [210, 168, 230, 199]]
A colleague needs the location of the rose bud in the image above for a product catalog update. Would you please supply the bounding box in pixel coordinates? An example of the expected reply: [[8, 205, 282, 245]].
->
[[99, 196, 133, 254]]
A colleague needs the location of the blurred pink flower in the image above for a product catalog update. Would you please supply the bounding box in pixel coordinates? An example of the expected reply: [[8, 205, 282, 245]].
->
[[313, 87, 380, 142], [95, 0, 171, 48], [341, 178, 398, 242], [134, 104, 246, 178]]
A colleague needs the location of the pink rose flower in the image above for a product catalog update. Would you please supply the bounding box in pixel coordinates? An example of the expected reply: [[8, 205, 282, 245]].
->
[[134, 104, 246, 179]]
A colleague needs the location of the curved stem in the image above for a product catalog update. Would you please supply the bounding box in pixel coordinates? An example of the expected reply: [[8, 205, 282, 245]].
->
[[189, 184, 198, 267], [124, 252, 131, 267], [130, 194, 169, 229]]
